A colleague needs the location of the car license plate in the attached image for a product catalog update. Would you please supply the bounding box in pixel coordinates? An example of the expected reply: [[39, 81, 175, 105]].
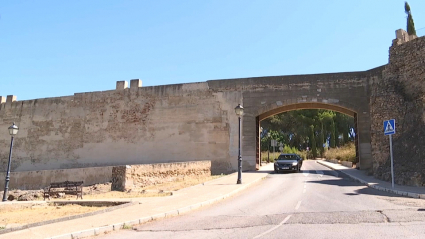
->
[[282, 167, 289, 169]]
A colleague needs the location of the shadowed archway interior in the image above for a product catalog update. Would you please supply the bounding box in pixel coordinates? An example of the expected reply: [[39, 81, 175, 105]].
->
[[255, 103, 358, 169]]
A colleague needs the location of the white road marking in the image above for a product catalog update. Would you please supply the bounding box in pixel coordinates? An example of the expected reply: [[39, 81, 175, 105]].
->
[[295, 201, 302, 210], [302, 170, 310, 177], [304, 185, 307, 189], [253, 215, 292, 239], [316, 170, 324, 177], [303, 189, 306, 193]]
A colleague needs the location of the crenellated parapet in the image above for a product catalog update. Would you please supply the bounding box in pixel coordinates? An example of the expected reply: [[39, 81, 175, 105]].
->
[[130, 79, 142, 89], [0, 95, 17, 104], [116, 81, 128, 90], [6, 95, 17, 103], [0, 95, 17, 110], [115, 79, 143, 91], [393, 29, 417, 46]]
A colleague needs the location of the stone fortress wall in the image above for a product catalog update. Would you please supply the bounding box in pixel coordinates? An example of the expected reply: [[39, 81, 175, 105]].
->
[[0, 29, 424, 187], [0, 80, 240, 175], [0, 73, 374, 177], [370, 29, 425, 186]]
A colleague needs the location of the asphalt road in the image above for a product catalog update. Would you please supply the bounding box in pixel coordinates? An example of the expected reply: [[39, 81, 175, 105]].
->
[[97, 161, 425, 239]]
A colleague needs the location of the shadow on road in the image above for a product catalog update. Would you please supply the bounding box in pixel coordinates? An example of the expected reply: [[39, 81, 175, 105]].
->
[[308, 178, 404, 198]]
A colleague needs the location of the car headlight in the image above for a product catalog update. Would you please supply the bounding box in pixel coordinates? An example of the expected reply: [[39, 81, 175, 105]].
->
[[292, 162, 298, 166]]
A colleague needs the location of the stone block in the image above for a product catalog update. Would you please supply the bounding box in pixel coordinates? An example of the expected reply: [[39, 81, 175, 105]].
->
[[6, 95, 16, 103], [0, 96, 5, 104], [130, 79, 142, 88], [116, 81, 128, 90]]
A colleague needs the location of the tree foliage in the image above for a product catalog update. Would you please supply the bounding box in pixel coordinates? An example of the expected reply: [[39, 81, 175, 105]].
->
[[310, 125, 317, 158], [405, 2, 417, 36], [318, 123, 325, 156], [330, 120, 336, 148], [260, 109, 354, 154]]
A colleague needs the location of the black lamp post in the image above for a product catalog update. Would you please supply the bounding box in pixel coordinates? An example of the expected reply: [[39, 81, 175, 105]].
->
[[235, 104, 243, 184], [3, 122, 19, 202]]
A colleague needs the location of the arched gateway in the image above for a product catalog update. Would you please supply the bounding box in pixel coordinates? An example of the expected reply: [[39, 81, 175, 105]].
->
[[208, 67, 380, 172], [256, 102, 359, 168]]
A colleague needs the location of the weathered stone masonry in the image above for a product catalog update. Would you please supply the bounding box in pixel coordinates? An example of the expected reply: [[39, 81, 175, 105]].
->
[[111, 161, 211, 191], [371, 30, 425, 186], [0, 29, 424, 187], [0, 80, 239, 174]]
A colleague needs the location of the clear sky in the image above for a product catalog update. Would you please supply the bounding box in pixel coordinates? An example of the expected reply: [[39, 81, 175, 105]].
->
[[1, 0, 424, 101]]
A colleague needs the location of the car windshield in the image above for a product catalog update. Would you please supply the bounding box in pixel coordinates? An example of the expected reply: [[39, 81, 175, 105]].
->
[[277, 154, 298, 160]]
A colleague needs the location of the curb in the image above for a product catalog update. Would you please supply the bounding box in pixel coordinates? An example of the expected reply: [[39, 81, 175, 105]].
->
[[47, 174, 268, 239], [316, 160, 425, 200]]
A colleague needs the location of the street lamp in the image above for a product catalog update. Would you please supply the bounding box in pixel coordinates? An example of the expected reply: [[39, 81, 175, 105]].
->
[[235, 104, 243, 184], [3, 122, 19, 202]]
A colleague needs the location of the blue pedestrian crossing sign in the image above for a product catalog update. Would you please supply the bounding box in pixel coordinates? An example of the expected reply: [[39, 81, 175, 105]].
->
[[384, 119, 396, 135]]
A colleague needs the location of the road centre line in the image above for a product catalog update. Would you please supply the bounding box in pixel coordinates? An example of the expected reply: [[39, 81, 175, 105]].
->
[[253, 215, 292, 239], [295, 201, 302, 210]]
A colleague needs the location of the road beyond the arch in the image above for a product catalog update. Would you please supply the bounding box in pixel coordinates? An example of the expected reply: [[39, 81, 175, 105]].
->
[[96, 161, 425, 239]]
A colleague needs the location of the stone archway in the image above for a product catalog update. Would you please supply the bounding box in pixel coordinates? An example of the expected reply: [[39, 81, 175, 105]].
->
[[206, 67, 376, 173]]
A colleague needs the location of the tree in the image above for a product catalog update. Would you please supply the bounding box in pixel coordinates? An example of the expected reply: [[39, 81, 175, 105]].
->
[[261, 109, 354, 152], [330, 120, 336, 148], [342, 123, 349, 144], [310, 125, 317, 158], [405, 2, 417, 35], [318, 123, 325, 157]]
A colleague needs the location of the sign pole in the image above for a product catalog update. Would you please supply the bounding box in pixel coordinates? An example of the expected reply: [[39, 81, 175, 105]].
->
[[389, 134, 394, 188], [384, 119, 396, 189]]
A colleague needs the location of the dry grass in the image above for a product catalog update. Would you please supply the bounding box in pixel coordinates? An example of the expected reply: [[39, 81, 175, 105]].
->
[[0, 174, 224, 228], [82, 175, 222, 199], [0, 204, 107, 227], [325, 143, 356, 163], [260, 152, 281, 163]]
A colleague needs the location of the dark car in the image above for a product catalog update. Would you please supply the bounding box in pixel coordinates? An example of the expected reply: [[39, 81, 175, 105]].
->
[[274, 153, 303, 173]]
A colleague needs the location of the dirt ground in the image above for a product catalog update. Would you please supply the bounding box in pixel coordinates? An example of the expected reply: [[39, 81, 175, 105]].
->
[[0, 175, 222, 229]]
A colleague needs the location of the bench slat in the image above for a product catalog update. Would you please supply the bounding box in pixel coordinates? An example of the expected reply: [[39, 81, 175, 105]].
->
[[44, 181, 84, 200]]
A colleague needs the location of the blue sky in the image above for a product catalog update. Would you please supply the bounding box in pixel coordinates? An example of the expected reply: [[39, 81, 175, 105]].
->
[[1, 0, 424, 101]]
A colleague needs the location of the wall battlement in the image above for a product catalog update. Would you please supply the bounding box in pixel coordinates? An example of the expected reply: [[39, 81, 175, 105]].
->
[[0, 95, 17, 111], [0, 80, 211, 112], [393, 29, 417, 46], [0, 95, 17, 104]]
